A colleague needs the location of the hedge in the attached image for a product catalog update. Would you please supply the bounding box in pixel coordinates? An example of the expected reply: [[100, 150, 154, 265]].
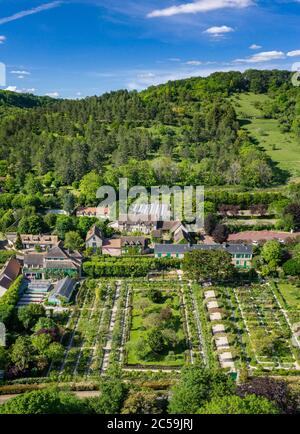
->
[[83, 258, 181, 278], [0, 251, 15, 266], [0, 275, 24, 323]]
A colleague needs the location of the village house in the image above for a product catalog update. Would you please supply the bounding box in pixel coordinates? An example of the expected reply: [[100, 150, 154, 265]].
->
[[85, 225, 104, 251], [23, 244, 82, 280], [76, 207, 110, 219], [110, 218, 190, 243], [109, 218, 156, 235], [6, 233, 59, 251], [0, 257, 21, 297], [154, 243, 253, 269], [121, 237, 148, 255], [152, 221, 191, 244], [101, 236, 148, 257]]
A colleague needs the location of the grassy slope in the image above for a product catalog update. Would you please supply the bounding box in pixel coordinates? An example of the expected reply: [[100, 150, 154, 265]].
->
[[231, 93, 300, 179]]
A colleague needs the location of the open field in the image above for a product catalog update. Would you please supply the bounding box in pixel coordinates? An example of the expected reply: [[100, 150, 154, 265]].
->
[[231, 93, 300, 178]]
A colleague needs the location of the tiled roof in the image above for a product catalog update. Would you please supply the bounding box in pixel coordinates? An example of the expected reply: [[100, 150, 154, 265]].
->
[[45, 245, 69, 259], [0, 275, 13, 290], [86, 225, 104, 241], [24, 253, 44, 267], [45, 260, 78, 270], [102, 238, 122, 249], [3, 258, 21, 280], [121, 236, 146, 247], [228, 231, 300, 242]]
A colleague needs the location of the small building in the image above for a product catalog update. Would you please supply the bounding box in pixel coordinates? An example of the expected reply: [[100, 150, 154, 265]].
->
[[204, 290, 216, 300], [0, 257, 21, 297], [76, 207, 110, 219], [48, 277, 76, 306], [6, 233, 59, 251], [45, 209, 68, 216], [212, 324, 226, 335], [218, 352, 235, 370], [207, 301, 219, 310], [215, 336, 230, 349], [85, 225, 104, 250], [210, 312, 222, 321]]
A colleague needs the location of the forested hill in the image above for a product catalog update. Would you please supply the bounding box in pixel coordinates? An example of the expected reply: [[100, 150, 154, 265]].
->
[[0, 90, 53, 109], [0, 69, 299, 191]]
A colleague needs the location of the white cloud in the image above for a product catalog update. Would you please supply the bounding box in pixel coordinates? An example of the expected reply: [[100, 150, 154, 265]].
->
[[0, 2, 63, 25], [186, 60, 202, 65], [11, 70, 31, 75], [234, 50, 286, 63], [287, 50, 300, 57], [5, 85, 36, 93], [204, 25, 234, 37], [5, 85, 17, 92], [46, 91, 60, 98], [147, 0, 253, 18], [0, 35, 6, 44], [249, 44, 262, 50]]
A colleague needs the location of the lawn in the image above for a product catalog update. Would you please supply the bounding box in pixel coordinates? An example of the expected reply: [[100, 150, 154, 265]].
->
[[277, 282, 300, 310], [126, 284, 187, 367], [231, 93, 300, 178]]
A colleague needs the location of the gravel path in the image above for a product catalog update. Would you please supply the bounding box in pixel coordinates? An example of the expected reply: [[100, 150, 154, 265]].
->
[[100, 281, 121, 374]]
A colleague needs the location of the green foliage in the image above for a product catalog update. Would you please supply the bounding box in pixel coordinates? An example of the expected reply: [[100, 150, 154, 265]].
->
[[121, 391, 163, 414], [64, 231, 84, 251], [89, 376, 127, 414], [261, 240, 283, 266], [0, 250, 15, 266], [197, 394, 279, 414], [182, 250, 234, 282], [0, 388, 89, 414], [168, 365, 235, 414], [17, 304, 46, 330], [147, 328, 166, 354], [283, 259, 300, 276], [0, 275, 23, 324], [10, 336, 34, 371]]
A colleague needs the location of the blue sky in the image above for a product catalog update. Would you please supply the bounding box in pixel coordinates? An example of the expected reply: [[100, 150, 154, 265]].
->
[[0, 0, 299, 98]]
